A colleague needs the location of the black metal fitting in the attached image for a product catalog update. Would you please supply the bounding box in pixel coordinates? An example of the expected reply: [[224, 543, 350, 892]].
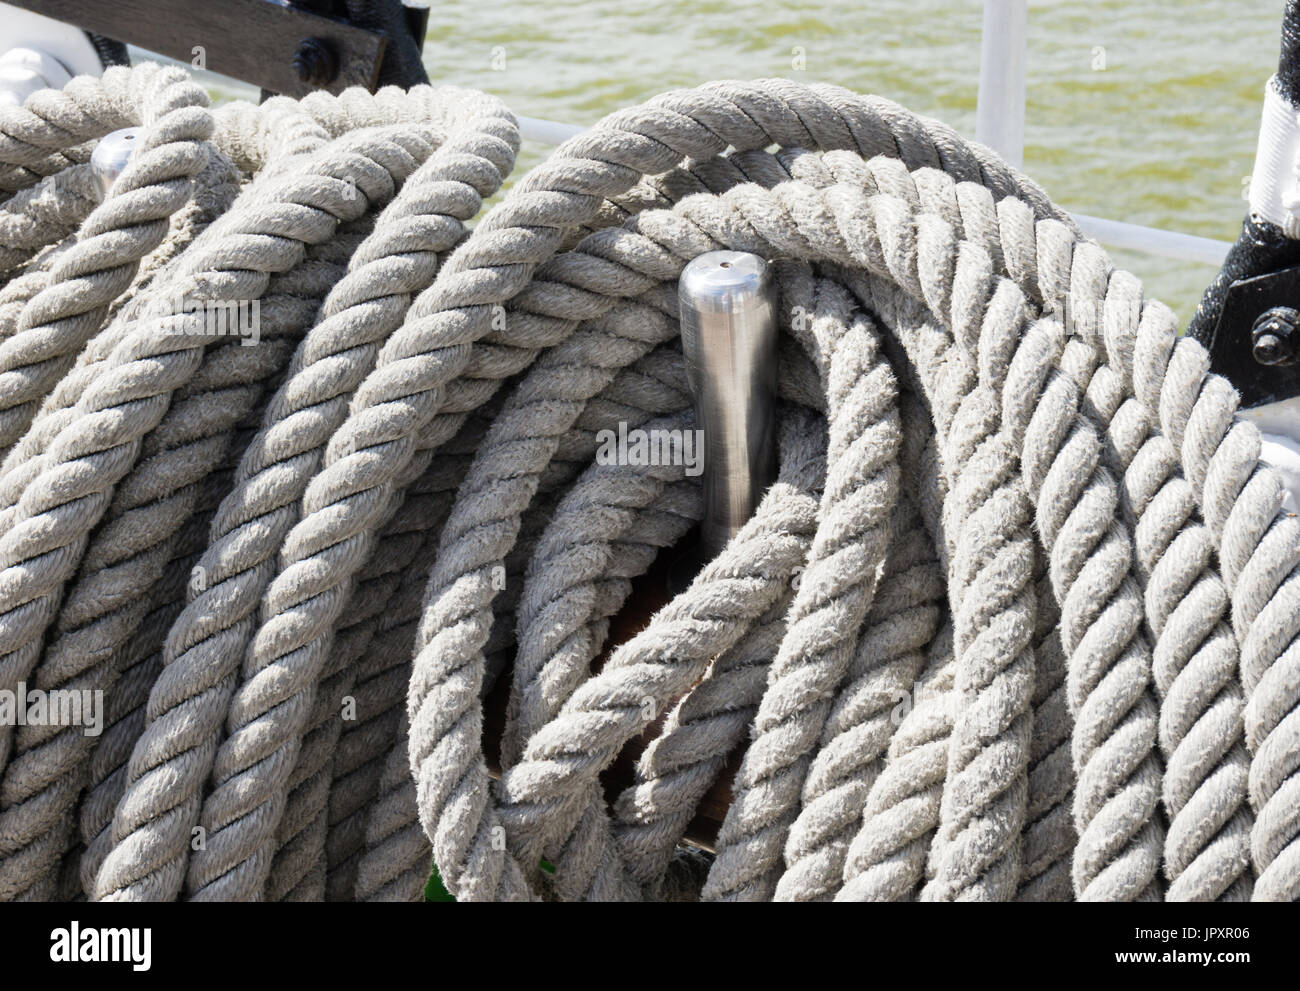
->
[[292, 37, 338, 86], [1187, 1, 1300, 405], [1200, 266, 1300, 406]]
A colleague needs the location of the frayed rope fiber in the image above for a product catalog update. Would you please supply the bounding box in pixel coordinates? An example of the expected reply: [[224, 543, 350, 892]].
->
[[0, 63, 1295, 902]]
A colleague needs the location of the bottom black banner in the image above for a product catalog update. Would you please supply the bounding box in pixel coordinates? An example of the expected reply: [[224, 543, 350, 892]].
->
[[0, 901, 1285, 981]]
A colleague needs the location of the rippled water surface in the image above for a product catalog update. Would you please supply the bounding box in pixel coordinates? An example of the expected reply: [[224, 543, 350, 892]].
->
[[206, 1, 1288, 319], [422, 0, 1290, 318]]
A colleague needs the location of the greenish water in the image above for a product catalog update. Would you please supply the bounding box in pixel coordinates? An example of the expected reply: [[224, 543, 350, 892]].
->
[[416, 0, 1286, 320], [188, 1, 1284, 319]]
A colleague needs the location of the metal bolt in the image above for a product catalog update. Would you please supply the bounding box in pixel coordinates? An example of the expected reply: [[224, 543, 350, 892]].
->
[[1252, 306, 1300, 366], [292, 37, 338, 87]]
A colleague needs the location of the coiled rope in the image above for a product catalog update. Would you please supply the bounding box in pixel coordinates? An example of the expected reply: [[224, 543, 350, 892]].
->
[[0, 64, 1295, 903]]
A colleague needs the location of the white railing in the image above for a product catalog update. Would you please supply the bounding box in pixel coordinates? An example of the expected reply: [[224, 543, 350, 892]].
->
[[976, 0, 1027, 169], [516, 0, 1232, 267], [973, 0, 1230, 265], [38, 0, 1231, 266]]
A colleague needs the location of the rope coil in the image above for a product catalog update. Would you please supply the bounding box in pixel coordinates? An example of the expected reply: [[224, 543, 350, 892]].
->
[[0, 65, 1295, 903]]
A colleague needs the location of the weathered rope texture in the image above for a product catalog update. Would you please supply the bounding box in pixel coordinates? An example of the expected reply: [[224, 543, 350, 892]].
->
[[0, 65, 1295, 903]]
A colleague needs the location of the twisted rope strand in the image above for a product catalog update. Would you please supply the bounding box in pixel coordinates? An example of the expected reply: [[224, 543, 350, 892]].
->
[[0, 68, 1296, 904]]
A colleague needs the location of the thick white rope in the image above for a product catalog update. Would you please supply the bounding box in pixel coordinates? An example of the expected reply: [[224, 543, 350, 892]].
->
[[0, 66, 1295, 903]]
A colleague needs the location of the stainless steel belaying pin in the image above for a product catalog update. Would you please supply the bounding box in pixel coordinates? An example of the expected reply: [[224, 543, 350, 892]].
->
[[90, 126, 144, 200], [677, 250, 779, 565]]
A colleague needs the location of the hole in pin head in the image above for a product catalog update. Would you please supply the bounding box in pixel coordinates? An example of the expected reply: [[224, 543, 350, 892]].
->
[[719, 261, 731, 268]]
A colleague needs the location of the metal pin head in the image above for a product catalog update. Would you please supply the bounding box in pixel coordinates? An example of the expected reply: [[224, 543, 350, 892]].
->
[[90, 127, 143, 200], [677, 250, 778, 566], [679, 251, 773, 391]]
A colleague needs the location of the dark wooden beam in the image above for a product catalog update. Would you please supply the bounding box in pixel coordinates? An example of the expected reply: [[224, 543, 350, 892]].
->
[[6, 0, 387, 97]]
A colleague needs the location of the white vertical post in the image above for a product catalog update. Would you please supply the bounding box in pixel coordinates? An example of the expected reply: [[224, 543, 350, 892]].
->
[[975, 0, 1028, 168]]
